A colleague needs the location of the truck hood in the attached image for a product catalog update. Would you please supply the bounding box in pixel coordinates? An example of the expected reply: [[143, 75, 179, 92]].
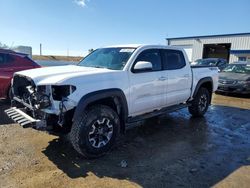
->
[[15, 65, 117, 85]]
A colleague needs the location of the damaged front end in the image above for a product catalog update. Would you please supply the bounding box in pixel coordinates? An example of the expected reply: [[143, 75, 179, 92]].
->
[[5, 75, 76, 132]]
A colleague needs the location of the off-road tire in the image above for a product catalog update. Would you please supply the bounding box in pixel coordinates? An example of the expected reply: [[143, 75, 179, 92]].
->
[[70, 105, 120, 158], [188, 87, 210, 117]]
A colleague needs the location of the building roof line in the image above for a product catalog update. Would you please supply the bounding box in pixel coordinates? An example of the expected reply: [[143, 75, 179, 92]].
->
[[166, 32, 250, 41]]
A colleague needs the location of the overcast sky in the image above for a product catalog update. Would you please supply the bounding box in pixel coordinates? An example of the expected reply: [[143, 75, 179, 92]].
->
[[0, 0, 250, 56]]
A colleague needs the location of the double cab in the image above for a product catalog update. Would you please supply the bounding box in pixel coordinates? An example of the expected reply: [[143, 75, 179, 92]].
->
[[6, 45, 218, 158]]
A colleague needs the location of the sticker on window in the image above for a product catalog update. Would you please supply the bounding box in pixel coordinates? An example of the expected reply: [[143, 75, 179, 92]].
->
[[120, 49, 135, 53]]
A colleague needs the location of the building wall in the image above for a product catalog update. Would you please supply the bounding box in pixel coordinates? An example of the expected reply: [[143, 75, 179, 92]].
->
[[167, 35, 250, 63], [13, 46, 32, 58]]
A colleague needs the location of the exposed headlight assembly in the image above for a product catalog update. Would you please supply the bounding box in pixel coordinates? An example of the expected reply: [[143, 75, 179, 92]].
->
[[51, 85, 76, 101]]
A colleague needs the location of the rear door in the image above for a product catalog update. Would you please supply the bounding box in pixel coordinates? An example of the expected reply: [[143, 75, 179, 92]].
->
[[161, 49, 192, 106]]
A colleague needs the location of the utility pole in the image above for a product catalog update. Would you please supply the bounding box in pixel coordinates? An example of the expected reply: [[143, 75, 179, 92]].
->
[[40, 43, 42, 56]]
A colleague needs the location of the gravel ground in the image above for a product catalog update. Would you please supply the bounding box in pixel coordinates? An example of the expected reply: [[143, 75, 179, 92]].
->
[[0, 93, 249, 188]]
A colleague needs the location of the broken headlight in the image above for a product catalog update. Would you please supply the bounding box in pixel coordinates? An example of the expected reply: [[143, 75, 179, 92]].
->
[[37, 94, 51, 109], [36, 85, 51, 109], [51, 85, 76, 101]]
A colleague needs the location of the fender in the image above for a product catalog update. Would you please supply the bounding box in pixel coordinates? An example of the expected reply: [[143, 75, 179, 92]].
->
[[193, 77, 213, 98], [72, 88, 128, 124]]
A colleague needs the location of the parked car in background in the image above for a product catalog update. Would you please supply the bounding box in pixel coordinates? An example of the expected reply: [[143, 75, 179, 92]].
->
[[0, 49, 40, 99], [192, 58, 228, 71], [217, 62, 250, 94]]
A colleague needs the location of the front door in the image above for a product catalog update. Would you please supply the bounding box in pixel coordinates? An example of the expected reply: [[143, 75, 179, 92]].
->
[[129, 49, 166, 116]]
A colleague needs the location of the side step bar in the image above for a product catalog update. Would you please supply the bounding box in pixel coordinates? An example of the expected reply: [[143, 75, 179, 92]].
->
[[125, 103, 189, 130], [5, 107, 40, 127], [127, 103, 188, 124]]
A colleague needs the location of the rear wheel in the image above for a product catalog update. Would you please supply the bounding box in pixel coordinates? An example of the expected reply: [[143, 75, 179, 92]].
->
[[188, 87, 210, 117], [70, 105, 120, 158]]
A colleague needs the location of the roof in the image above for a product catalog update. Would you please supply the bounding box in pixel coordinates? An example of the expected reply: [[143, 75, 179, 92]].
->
[[105, 44, 143, 48], [166, 32, 250, 41], [0, 48, 15, 53], [232, 61, 250, 65], [0, 48, 28, 57], [104, 44, 184, 50]]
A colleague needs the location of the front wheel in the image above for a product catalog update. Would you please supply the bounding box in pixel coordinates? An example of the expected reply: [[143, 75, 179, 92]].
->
[[70, 105, 120, 158], [188, 87, 210, 117]]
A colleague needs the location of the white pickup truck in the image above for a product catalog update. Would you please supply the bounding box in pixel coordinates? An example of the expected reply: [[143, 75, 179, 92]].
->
[[6, 44, 218, 158]]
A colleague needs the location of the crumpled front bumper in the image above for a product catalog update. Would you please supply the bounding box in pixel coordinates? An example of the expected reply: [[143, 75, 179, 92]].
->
[[5, 107, 46, 129]]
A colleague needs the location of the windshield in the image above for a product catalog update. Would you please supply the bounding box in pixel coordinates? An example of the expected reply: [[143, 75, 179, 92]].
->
[[78, 47, 135, 70], [222, 64, 250, 74], [194, 59, 217, 66]]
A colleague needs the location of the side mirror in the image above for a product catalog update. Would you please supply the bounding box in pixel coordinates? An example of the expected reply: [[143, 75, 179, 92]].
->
[[133, 61, 153, 72]]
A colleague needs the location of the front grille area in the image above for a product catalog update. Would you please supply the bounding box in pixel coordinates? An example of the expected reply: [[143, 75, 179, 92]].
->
[[218, 79, 237, 85], [13, 75, 35, 97], [12, 75, 51, 111]]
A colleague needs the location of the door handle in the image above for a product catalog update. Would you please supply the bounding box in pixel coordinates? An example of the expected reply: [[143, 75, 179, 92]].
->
[[158, 76, 167, 81], [184, 74, 189, 78]]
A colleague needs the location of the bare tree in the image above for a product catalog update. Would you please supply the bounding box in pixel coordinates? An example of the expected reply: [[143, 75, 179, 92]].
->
[[0, 42, 9, 49]]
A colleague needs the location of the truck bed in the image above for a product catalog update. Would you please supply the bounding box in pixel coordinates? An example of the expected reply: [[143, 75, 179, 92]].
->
[[191, 66, 219, 97]]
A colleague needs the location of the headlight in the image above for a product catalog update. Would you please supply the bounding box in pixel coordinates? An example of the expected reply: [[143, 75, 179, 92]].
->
[[31, 85, 51, 109], [237, 81, 247, 84], [51, 85, 76, 101], [37, 94, 51, 109]]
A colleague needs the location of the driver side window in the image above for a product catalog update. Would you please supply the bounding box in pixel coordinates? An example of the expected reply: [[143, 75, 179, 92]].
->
[[134, 49, 162, 71], [0, 53, 5, 65]]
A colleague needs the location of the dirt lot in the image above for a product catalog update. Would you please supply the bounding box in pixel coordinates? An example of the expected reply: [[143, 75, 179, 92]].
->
[[0, 93, 250, 188]]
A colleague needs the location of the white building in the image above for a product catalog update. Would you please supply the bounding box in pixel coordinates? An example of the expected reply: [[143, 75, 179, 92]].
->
[[13, 46, 32, 58], [166, 33, 250, 63]]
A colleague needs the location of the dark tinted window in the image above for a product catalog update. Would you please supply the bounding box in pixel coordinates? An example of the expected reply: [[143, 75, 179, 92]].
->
[[162, 50, 186, 70], [6, 54, 14, 63], [134, 49, 162, 71], [218, 61, 226, 66], [0, 53, 5, 64], [239, 57, 246, 61], [0, 53, 14, 64]]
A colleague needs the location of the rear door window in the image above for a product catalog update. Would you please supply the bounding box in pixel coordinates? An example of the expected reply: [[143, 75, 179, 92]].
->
[[161, 49, 186, 70], [6, 54, 14, 63], [0, 53, 14, 65]]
